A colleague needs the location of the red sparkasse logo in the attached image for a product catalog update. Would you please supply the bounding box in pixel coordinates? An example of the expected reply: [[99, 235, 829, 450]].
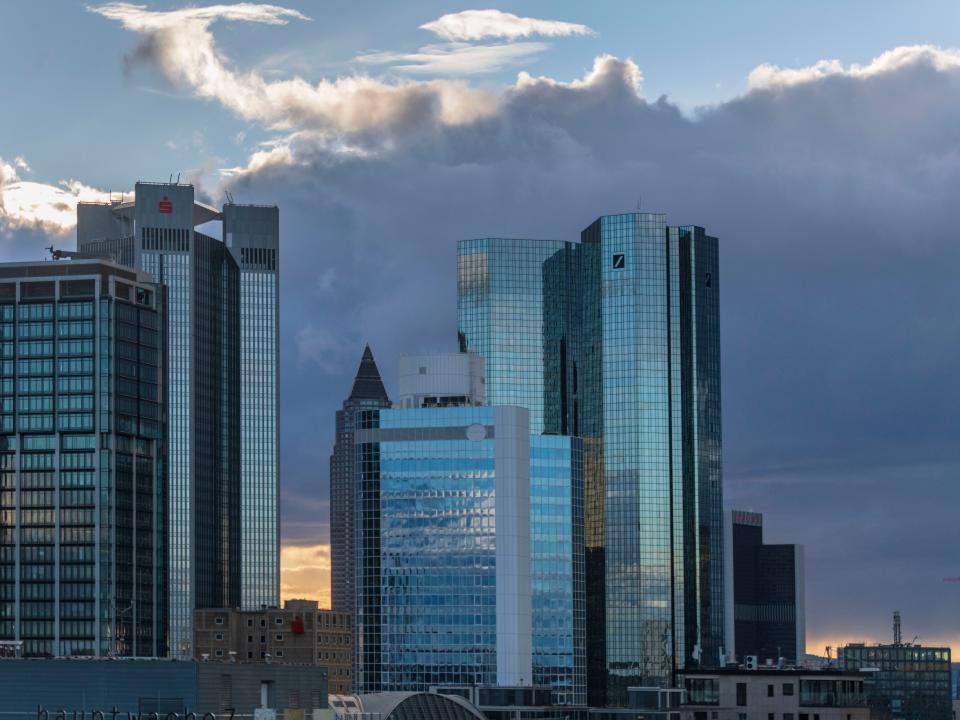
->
[[158, 196, 173, 214]]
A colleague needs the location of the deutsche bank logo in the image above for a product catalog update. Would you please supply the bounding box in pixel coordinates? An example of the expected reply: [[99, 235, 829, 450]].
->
[[612, 253, 625, 269]]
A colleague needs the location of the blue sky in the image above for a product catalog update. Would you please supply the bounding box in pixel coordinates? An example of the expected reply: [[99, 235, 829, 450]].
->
[[3, 1, 960, 192], [2, 1, 959, 654]]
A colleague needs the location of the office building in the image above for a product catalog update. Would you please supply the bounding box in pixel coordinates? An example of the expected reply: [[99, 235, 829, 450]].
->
[[724, 510, 805, 665], [354, 353, 586, 707], [840, 623, 952, 720], [223, 204, 281, 611], [0, 259, 166, 657], [458, 212, 724, 705], [193, 600, 353, 694], [330, 345, 391, 618], [77, 182, 280, 655], [679, 668, 869, 720]]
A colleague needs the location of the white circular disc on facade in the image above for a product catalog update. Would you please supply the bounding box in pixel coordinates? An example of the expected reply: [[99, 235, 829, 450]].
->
[[465, 423, 487, 441]]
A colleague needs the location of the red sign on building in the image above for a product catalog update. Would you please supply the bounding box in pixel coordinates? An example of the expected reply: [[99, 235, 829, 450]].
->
[[158, 196, 173, 214]]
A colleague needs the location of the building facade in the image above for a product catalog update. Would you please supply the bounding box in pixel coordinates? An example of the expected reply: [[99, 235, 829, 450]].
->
[[840, 642, 952, 720], [0, 658, 327, 720], [330, 345, 392, 619], [724, 510, 805, 665], [458, 212, 724, 705], [0, 259, 166, 657], [224, 203, 281, 611], [679, 669, 869, 720], [77, 182, 280, 655], [193, 601, 352, 695], [354, 355, 586, 707]]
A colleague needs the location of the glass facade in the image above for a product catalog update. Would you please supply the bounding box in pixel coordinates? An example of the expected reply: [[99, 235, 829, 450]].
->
[[224, 204, 281, 610], [354, 405, 585, 706], [330, 345, 392, 621], [77, 183, 259, 656], [0, 261, 166, 657], [458, 238, 567, 434], [840, 644, 953, 720], [459, 213, 724, 706]]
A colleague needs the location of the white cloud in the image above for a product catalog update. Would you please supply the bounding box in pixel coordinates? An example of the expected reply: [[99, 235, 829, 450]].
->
[[748, 44, 960, 90], [90, 2, 498, 131], [516, 53, 643, 94], [420, 9, 594, 41], [355, 41, 549, 76], [0, 157, 113, 237]]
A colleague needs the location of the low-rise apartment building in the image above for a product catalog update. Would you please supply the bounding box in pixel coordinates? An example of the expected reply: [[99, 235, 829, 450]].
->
[[680, 669, 870, 720], [194, 600, 352, 694]]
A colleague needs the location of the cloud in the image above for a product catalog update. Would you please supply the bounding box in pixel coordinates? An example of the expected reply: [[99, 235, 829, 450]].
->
[[747, 43, 960, 89], [355, 41, 549, 76], [280, 543, 330, 607], [84, 11, 960, 653], [90, 2, 498, 131], [420, 9, 594, 41], [0, 156, 113, 237]]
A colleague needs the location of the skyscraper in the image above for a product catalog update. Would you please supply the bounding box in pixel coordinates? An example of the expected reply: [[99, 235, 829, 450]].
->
[[223, 204, 281, 611], [77, 182, 280, 656], [0, 259, 166, 657], [458, 212, 724, 706], [330, 346, 391, 618], [723, 510, 805, 665], [354, 353, 586, 706]]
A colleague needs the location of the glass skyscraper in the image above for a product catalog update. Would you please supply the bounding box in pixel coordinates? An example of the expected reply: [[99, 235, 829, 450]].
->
[[0, 259, 166, 657], [457, 239, 567, 434], [224, 204, 280, 611], [330, 345, 392, 620], [77, 183, 280, 656], [458, 212, 724, 706], [353, 355, 586, 707]]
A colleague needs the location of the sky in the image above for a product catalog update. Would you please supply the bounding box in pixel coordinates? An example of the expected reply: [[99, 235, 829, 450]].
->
[[1, 1, 959, 657]]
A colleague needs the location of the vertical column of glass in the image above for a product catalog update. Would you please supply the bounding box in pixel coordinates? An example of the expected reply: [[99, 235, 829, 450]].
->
[[600, 213, 673, 700], [143, 249, 191, 656], [56, 299, 96, 656], [0, 304, 14, 643], [17, 301, 55, 657], [97, 297, 113, 656], [238, 268, 278, 609], [529, 435, 586, 707]]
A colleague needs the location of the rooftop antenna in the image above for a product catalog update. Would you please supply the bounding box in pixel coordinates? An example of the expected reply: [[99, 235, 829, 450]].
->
[[636, 195, 642, 212], [169, 174, 173, 184], [176, 172, 181, 184], [893, 610, 902, 645]]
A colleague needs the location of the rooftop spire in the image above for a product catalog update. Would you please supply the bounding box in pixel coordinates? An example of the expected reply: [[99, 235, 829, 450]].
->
[[348, 344, 389, 402]]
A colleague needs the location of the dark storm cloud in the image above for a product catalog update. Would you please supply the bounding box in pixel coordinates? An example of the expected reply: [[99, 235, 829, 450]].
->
[[222, 48, 960, 647]]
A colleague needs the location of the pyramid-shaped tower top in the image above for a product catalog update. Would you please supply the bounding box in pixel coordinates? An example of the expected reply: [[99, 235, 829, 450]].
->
[[348, 345, 389, 402]]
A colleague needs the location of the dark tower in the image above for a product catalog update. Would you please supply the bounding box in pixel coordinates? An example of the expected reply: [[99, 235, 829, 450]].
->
[[330, 346, 390, 618]]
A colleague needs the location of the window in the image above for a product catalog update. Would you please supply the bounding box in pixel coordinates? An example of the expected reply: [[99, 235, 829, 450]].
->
[[247, 635, 253, 643], [784, 715, 794, 720], [248, 619, 253, 627], [800, 714, 809, 720], [276, 650, 283, 658], [783, 684, 794, 697], [215, 650, 223, 657], [612, 253, 625, 269], [215, 633, 223, 641], [738, 715, 746, 720], [768, 685, 775, 697], [275, 617, 283, 625], [275, 633, 283, 641], [247, 651, 252, 659], [260, 619, 266, 627], [736, 683, 747, 707], [215, 616, 225, 625]]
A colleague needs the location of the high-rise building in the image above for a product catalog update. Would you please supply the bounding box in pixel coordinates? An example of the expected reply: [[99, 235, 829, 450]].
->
[[458, 212, 724, 706], [457, 238, 566, 434], [354, 353, 586, 707], [223, 204, 280, 611], [723, 510, 805, 665], [77, 182, 280, 655], [330, 345, 391, 621], [0, 259, 166, 657]]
